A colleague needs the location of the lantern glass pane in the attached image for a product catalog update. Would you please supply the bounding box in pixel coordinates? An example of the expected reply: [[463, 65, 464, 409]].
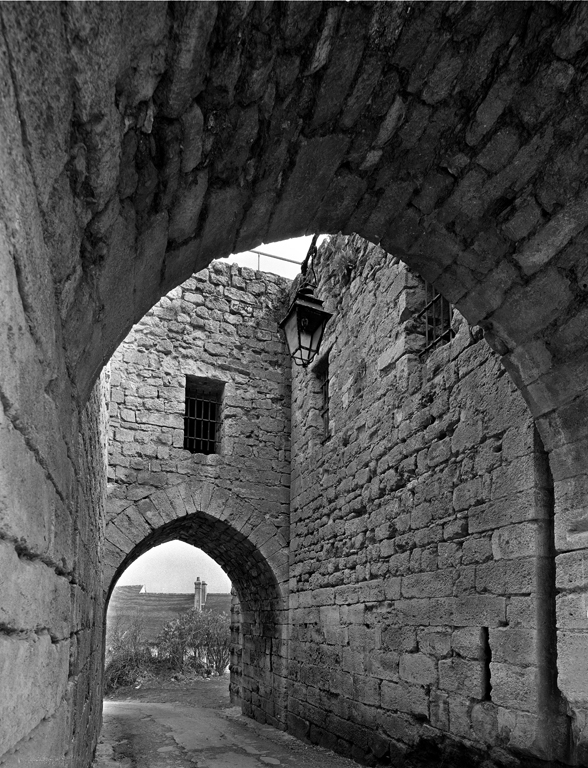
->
[[281, 310, 300, 357], [280, 290, 333, 366]]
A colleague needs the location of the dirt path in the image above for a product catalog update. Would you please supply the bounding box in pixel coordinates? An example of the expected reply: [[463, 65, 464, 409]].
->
[[93, 676, 360, 768]]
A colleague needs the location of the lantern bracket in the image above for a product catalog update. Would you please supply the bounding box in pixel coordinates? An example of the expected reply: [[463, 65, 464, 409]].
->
[[278, 234, 332, 368]]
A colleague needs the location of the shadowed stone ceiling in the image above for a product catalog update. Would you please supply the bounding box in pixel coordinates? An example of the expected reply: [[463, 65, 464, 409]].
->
[[2, 1, 588, 460]]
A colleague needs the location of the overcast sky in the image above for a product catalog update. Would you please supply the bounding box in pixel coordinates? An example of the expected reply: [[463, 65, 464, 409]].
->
[[116, 540, 232, 594], [221, 235, 328, 279], [115, 236, 324, 596]]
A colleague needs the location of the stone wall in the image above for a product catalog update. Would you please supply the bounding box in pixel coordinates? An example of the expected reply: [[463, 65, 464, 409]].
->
[[3, 5, 588, 768], [105, 261, 292, 727], [0, 371, 108, 768], [288, 234, 577, 765], [0, 12, 108, 760]]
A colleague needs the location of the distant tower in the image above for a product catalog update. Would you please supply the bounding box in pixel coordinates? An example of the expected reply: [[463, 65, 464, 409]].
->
[[194, 577, 208, 611]]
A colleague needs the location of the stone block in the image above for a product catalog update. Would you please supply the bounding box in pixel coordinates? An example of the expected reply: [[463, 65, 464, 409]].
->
[[461, 536, 492, 565], [353, 674, 381, 707], [381, 626, 417, 653], [556, 550, 588, 591], [452, 627, 485, 660], [377, 710, 420, 745], [448, 695, 475, 740], [157, 2, 217, 117], [470, 701, 498, 744], [367, 651, 400, 682], [1, 698, 72, 768], [453, 595, 506, 627], [0, 633, 69, 755], [506, 596, 536, 629], [453, 477, 484, 512], [430, 690, 450, 731], [268, 135, 350, 240], [491, 455, 536, 500], [401, 568, 453, 599], [452, 414, 483, 453], [475, 558, 535, 595], [468, 489, 542, 533], [490, 268, 573, 348], [496, 706, 537, 754], [489, 628, 537, 667], [557, 631, 588, 704], [0, 408, 56, 561], [476, 127, 520, 172], [399, 653, 437, 686], [311, 4, 367, 128], [418, 628, 451, 657], [439, 658, 484, 698], [491, 522, 537, 560], [502, 199, 542, 242], [0, 541, 70, 638], [381, 681, 428, 717], [490, 662, 538, 712]]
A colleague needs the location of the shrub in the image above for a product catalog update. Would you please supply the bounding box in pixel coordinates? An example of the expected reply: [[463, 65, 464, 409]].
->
[[104, 613, 153, 692], [157, 609, 231, 675]]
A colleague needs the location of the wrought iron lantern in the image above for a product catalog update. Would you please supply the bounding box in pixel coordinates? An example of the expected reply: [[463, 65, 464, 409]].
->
[[279, 235, 333, 367]]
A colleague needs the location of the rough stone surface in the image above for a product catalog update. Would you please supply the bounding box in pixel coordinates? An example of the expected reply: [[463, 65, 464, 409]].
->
[[2, 3, 588, 767], [288, 235, 575, 766], [106, 262, 292, 728]]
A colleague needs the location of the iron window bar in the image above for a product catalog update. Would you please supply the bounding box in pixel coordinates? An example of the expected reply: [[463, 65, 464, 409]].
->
[[416, 282, 454, 355], [184, 393, 219, 455]]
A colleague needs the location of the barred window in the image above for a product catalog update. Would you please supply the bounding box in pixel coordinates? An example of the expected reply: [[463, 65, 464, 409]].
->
[[183, 377, 223, 455], [314, 356, 330, 441], [416, 282, 454, 355]]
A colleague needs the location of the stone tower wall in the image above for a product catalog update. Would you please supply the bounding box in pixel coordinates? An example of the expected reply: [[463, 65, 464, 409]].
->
[[106, 261, 292, 726], [288, 235, 570, 764]]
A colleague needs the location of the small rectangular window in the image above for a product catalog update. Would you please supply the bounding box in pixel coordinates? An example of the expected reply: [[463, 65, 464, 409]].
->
[[417, 281, 454, 355], [184, 377, 223, 455], [314, 356, 330, 441]]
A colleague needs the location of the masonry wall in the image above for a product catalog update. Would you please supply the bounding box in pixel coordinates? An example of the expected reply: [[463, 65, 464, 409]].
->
[[288, 235, 572, 766], [0, 21, 108, 761], [107, 262, 291, 527], [106, 261, 292, 725]]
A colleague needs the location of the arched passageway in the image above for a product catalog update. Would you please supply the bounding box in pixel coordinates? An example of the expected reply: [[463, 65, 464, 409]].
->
[[3, 3, 588, 767], [105, 489, 289, 727]]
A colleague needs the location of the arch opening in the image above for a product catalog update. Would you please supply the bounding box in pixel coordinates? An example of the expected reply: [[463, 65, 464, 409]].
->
[[105, 541, 233, 693], [106, 511, 288, 728]]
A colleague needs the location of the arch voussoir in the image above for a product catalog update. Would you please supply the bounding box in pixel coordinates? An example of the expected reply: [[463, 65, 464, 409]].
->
[[106, 479, 288, 599]]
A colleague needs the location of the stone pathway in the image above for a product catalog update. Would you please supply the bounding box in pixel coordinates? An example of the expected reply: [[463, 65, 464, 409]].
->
[[93, 678, 358, 768]]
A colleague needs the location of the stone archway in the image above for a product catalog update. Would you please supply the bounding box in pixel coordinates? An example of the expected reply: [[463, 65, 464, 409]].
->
[[4, 3, 588, 766], [105, 479, 289, 727]]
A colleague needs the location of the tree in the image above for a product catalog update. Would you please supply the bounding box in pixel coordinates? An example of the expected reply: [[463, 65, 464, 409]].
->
[[156, 609, 231, 675], [201, 611, 231, 675]]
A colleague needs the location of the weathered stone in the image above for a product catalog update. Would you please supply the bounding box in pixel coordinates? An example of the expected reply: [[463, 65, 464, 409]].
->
[[4, 5, 588, 767], [0, 634, 70, 756], [438, 658, 484, 698], [168, 171, 209, 243], [398, 653, 437, 687], [381, 681, 428, 716], [476, 127, 520, 173], [268, 135, 351, 241], [311, 5, 367, 128], [490, 663, 538, 712], [489, 628, 537, 667], [157, 3, 218, 117], [514, 187, 588, 275], [180, 102, 204, 173]]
